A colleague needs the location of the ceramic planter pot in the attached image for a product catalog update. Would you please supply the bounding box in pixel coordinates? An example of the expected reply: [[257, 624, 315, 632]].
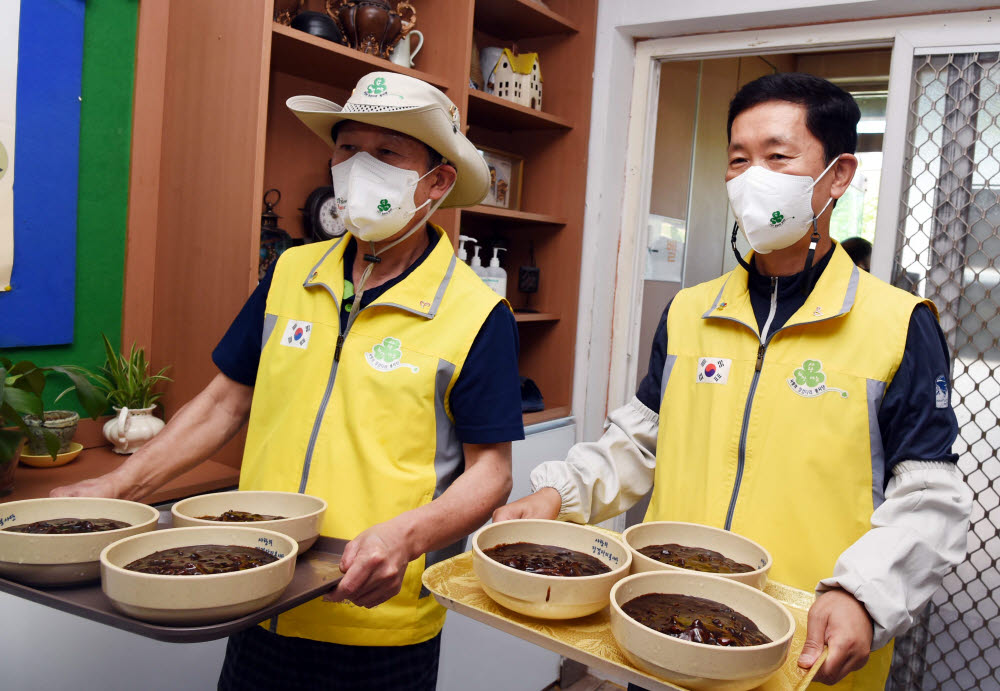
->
[[24, 410, 80, 455], [103, 406, 165, 455]]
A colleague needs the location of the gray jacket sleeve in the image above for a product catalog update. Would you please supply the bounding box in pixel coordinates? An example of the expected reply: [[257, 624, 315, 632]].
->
[[529, 396, 658, 524], [817, 460, 972, 649]]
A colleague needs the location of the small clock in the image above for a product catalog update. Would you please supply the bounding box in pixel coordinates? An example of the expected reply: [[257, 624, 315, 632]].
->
[[301, 185, 346, 241]]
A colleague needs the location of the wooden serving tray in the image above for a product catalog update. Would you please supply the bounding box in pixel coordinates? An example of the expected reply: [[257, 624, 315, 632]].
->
[[0, 536, 346, 643], [423, 551, 827, 691]]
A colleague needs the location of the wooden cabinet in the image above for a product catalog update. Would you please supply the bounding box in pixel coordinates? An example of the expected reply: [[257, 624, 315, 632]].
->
[[124, 0, 597, 467]]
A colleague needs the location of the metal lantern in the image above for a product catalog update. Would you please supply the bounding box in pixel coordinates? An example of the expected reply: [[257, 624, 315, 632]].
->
[[259, 188, 294, 280]]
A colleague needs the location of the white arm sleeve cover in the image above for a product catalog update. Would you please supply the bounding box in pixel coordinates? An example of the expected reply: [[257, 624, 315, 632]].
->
[[816, 460, 973, 649], [529, 396, 658, 525]]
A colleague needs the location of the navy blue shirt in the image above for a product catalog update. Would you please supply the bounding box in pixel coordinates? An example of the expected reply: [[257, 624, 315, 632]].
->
[[636, 246, 959, 478], [213, 229, 525, 444]]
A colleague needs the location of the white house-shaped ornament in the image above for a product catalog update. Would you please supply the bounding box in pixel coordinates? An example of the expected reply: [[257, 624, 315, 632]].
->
[[485, 48, 543, 111]]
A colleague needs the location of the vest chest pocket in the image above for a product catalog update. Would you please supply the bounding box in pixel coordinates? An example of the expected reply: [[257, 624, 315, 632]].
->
[[336, 330, 443, 475], [782, 357, 852, 401], [747, 364, 873, 501], [359, 335, 426, 375]]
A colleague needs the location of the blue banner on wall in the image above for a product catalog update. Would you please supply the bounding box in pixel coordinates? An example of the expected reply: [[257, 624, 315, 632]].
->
[[0, 0, 85, 347]]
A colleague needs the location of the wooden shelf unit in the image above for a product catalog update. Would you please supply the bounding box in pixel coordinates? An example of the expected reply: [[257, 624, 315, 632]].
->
[[472, 0, 579, 39], [124, 0, 596, 445], [522, 405, 572, 427], [466, 89, 572, 130], [271, 23, 450, 91], [462, 205, 567, 226], [514, 312, 559, 323]]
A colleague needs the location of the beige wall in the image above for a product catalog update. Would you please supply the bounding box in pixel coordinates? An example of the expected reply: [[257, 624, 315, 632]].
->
[[796, 49, 891, 87], [649, 61, 699, 219], [635, 54, 794, 389]]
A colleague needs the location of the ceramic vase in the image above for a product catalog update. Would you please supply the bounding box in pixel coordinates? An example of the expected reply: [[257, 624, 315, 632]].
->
[[103, 406, 165, 455], [330, 0, 416, 59], [389, 29, 423, 68]]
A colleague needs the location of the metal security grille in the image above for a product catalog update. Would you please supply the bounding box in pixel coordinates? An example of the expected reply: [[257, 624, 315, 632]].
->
[[887, 51, 1000, 691]]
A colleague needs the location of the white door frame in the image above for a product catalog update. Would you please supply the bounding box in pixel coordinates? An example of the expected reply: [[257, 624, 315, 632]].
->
[[607, 9, 1000, 412]]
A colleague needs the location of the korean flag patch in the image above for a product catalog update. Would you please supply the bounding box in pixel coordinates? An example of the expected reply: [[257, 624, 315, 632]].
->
[[281, 320, 312, 349], [697, 357, 731, 384]]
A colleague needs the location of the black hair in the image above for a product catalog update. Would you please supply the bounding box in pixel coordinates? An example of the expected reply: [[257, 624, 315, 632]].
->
[[330, 121, 444, 171], [840, 236, 872, 266], [727, 72, 861, 163]]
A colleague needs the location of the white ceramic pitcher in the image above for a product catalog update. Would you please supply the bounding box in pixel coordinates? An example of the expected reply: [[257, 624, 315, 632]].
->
[[389, 30, 423, 68], [103, 406, 165, 454]]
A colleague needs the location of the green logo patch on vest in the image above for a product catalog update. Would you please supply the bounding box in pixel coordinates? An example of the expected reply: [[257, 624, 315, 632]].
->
[[365, 337, 419, 373], [787, 359, 847, 398]]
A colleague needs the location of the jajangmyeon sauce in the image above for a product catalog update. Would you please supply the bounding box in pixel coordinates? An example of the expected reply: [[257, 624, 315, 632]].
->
[[124, 544, 278, 575], [195, 510, 286, 522], [637, 543, 755, 574], [622, 593, 772, 646], [484, 542, 610, 577], [3, 518, 130, 534]]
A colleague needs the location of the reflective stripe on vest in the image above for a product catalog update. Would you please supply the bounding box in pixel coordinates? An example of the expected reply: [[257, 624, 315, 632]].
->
[[648, 245, 929, 689], [240, 225, 503, 646]]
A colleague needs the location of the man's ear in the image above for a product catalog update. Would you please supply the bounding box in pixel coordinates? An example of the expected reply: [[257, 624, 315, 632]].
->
[[829, 154, 859, 200], [427, 164, 457, 201]]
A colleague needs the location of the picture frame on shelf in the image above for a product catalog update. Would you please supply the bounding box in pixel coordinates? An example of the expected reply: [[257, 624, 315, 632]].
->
[[478, 146, 523, 210]]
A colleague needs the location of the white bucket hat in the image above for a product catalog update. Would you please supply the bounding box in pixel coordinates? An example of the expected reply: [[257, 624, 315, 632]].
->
[[287, 72, 489, 208]]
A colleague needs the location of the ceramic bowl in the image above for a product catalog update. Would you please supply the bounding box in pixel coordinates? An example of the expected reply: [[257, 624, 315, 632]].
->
[[472, 519, 632, 619], [610, 571, 796, 691], [0, 497, 160, 586], [100, 526, 298, 625], [623, 522, 772, 590], [171, 490, 327, 553]]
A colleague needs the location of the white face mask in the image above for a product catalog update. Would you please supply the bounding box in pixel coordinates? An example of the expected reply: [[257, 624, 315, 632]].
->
[[330, 152, 436, 242], [726, 158, 838, 254]]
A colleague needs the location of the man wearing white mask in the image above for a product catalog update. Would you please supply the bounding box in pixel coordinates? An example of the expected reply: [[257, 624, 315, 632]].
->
[[53, 72, 523, 690], [496, 73, 971, 689]]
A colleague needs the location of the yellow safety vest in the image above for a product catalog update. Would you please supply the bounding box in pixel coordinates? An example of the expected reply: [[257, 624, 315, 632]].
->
[[240, 225, 502, 646], [647, 245, 931, 690]]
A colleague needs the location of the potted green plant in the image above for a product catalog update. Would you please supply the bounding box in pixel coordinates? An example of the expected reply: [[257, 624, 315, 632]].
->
[[0, 357, 107, 495], [92, 335, 172, 454]]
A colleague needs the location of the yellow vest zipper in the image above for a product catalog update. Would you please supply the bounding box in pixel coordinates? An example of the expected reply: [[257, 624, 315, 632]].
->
[[725, 277, 777, 530]]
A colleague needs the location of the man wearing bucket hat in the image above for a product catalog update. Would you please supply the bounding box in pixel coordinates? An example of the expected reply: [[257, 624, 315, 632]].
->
[[53, 72, 523, 690], [495, 73, 971, 689]]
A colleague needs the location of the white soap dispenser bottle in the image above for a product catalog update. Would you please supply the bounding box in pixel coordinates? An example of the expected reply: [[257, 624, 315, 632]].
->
[[458, 234, 475, 263], [470, 244, 486, 279], [483, 247, 507, 297]]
